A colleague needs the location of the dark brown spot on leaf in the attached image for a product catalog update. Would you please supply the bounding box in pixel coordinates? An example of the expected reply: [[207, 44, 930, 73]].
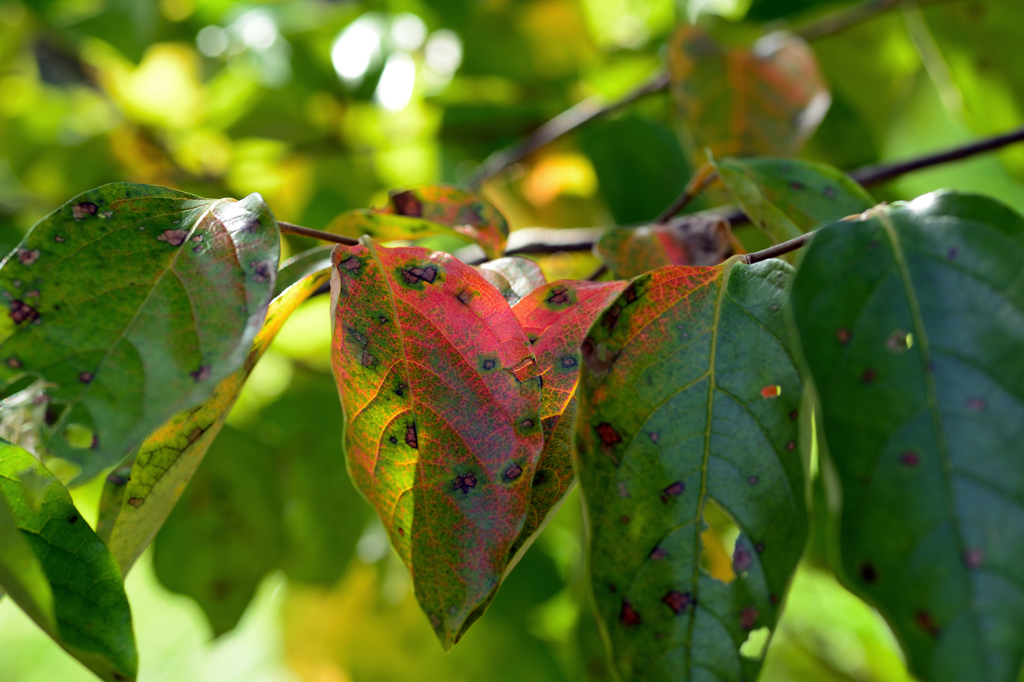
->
[[17, 249, 39, 265], [453, 472, 478, 494], [504, 462, 522, 480], [596, 422, 621, 446], [748, 476, 758, 485], [68, 515, 78, 524], [405, 423, 418, 449], [755, 542, 765, 553], [859, 563, 878, 583], [389, 436, 398, 444], [836, 327, 851, 345], [191, 365, 211, 382], [360, 350, 376, 367], [660, 481, 685, 503], [456, 290, 471, 304], [602, 305, 622, 333], [402, 266, 437, 284], [251, 260, 272, 283], [649, 432, 659, 443], [6, 357, 21, 369], [650, 546, 666, 561], [128, 497, 143, 508], [623, 284, 638, 304], [901, 451, 920, 467], [341, 257, 360, 272], [560, 355, 577, 369], [54, 235, 65, 243], [482, 359, 496, 371], [72, 202, 98, 219], [608, 583, 617, 593], [620, 515, 630, 524], [390, 190, 422, 216], [662, 590, 691, 615], [862, 369, 876, 384], [79, 372, 94, 384], [397, 527, 404, 537], [740, 606, 759, 630], [734, 544, 752, 572], [964, 548, 985, 569], [158, 229, 189, 246], [10, 300, 38, 324], [546, 286, 571, 306], [786, 440, 796, 451], [915, 610, 939, 637], [789, 181, 805, 191], [619, 600, 641, 627], [520, 418, 534, 429], [789, 410, 798, 420]]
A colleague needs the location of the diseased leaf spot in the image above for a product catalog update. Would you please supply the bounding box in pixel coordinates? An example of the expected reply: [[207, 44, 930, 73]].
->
[[251, 260, 273, 283], [560, 355, 578, 369], [405, 423, 418, 449], [68, 515, 78, 524], [503, 462, 522, 481], [453, 472, 478, 494], [520, 418, 534, 429], [401, 266, 437, 284], [617, 482, 629, 498], [789, 410, 798, 420], [533, 470, 547, 486], [17, 249, 40, 265], [662, 590, 692, 615], [71, 202, 98, 219], [836, 327, 851, 345], [967, 396, 986, 411], [191, 365, 211, 382], [596, 422, 621, 446], [341, 257, 361, 273], [619, 600, 641, 627], [755, 542, 765, 553], [789, 181, 805, 191], [360, 350, 376, 367], [54, 235, 65, 243], [740, 606, 759, 630], [660, 481, 685, 503], [650, 546, 666, 561], [546, 286, 571, 306], [770, 594, 779, 605], [900, 451, 920, 467], [786, 440, 796, 451], [623, 284, 638, 304], [964, 548, 985, 569], [862, 369, 876, 384], [456, 290, 471, 305], [7, 357, 21, 369], [620, 515, 630, 524], [859, 563, 878, 583], [481, 358, 497, 371], [733, 544, 752, 572], [158, 229, 189, 246], [390, 190, 422, 216], [389, 436, 398, 444], [602, 305, 622, 333], [79, 372, 94, 384], [394, 381, 406, 397], [747, 476, 758, 485], [397, 527, 404, 537], [128, 497, 144, 508], [915, 611, 939, 637], [9, 300, 39, 324], [886, 330, 913, 353], [648, 432, 659, 443], [608, 583, 618, 593], [760, 385, 781, 399]]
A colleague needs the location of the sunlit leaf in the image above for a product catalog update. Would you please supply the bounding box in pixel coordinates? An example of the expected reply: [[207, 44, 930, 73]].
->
[[713, 157, 875, 244], [790, 191, 1024, 682], [0, 183, 280, 480], [0, 442, 137, 682], [330, 238, 542, 648], [507, 279, 626, 565], [328, 185, 509, 260], [595, 215, 732, 279], [478, 256, 547, 306], [576, 258, 806, 681], [668, 26, 830, 162], [102, 268, 331, 576]]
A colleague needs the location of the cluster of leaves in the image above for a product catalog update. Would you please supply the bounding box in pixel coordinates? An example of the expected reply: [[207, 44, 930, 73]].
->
[[1, 1, 1024, 681]]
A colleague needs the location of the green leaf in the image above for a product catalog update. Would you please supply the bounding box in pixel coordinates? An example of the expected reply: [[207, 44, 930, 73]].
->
[[328, 185, 509, 260], [575, 258, 807, 681], [478, 256, 547, 306], [668, 26, 830, 163], [102, 268, 331, 575], [330, 238, 543, 648], [0, 442, 137, 681], [0, 183, 280, 480], [595, 216, 732, 279], [713, 157, 876, 244], [507, 279, 627, 565], [275, 245, 334, 297], [789, 191, 1024, 682]]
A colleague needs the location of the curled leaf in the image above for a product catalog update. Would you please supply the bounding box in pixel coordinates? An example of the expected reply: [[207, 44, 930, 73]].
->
[[477, 256, 547, 306]]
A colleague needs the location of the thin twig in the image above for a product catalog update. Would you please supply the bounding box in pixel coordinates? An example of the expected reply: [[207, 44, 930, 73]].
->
[[586, 263, 609, 281], [744, 232, 813, 264], [279, 221, 359, 246], [655, 164, 718, 224], [795, 0, 902, 41], [464, 73, 671, 189]]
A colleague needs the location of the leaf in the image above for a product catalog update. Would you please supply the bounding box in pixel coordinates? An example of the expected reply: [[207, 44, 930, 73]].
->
[[713, 157, 876, 244], [102, 268, 331, 575], [789, 191, 1024, 682], [575, 258, 807, 681], [0, 183, 280, 479], [275, 245, 334, 297], [327, 186, 510, 260], [330, 238, 543, 648], [595, 215, 732, 279], [0, 442, 137, 682], [507, 279, 627, 564], [478, 256, 547, 306], [153, 425, 284, 636], [668, 26, 831, 163]]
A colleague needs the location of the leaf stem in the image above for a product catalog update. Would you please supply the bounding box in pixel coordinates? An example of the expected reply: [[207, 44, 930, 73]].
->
[[279, 222, 359, 246], [743, 232, 813, 265]]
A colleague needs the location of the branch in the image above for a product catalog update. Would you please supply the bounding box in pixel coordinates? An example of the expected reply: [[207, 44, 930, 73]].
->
[[279, 222, 358, 246], [794, 0, 901, 41], [743, 232, 812, 264]]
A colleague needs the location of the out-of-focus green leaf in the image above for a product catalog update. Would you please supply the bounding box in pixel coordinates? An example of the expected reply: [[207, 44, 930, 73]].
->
[[790, 191, 1024, 682], [102, 269, 331, 576], [508, 279, 627, 565], [0, 183, 280, 479], [576, 258, 806, 681], [328, 186, 509, 260], [668, 26, 830, 163], [596, 214, 732, 279], [0, 442, 137, 682], [330, 238, 542, 649], [713, 157, 875, 243], [275, 246, 334, 298], [478, 256, 547, 306], [744, 0, 858, 22]]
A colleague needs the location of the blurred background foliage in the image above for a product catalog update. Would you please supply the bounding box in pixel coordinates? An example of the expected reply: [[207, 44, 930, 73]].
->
[[0, 0, 1022, 679]]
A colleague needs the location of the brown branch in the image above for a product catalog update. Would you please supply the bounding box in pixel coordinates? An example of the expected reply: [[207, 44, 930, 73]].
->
[[743, 232, 813, 264], [655, 164, 718, 224], [794, 0, 902, 41], [279, 222, 359, 246]]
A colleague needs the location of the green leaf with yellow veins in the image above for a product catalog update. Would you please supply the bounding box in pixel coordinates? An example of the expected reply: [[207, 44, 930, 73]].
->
[[576, 258, 806, 681], [331, 237, 542, 648], [101, 268, 331, 575], [0, 442, 137, 682], [507, 279, 626, 565], [712, 157, 875, 244], [790, 192, 1024, 682], [477, 256, 547, 306], [668, 26, 830, 163], [0, 183, 280, 480]]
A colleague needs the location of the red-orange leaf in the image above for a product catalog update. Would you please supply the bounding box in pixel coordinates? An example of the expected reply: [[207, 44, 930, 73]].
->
[[330, 238, 542, 648], [668, 26, 830, 162], [507, 280, 627, 562], [380, 185, 509, 259], [596, 215, 732, 279]]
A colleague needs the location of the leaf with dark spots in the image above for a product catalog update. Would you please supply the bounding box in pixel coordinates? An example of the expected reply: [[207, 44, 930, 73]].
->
[[576, 258, 806, 681], [330, 238, 542, 649], [0, 442, 137, 682], [668, 26, 829, 162], [712, 157, 875, 245], [477, 257, 546, 306], [0, 183, 281, 480], [596, 214, 732, 279], [327, 185, 509, 260], [505, 280, 626, 570], [101, 268, 330, 576], [790, 191, 1024, 682]]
